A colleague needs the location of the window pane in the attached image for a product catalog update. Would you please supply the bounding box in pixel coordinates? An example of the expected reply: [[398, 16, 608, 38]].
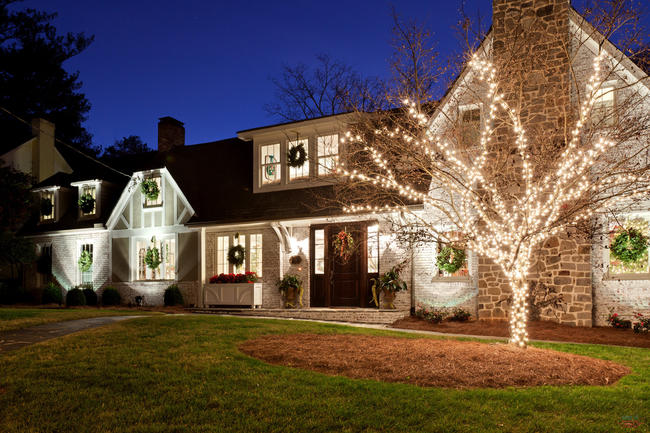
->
[[144, 176, 162, 207], [261, 143, 281, 185], [137, 240, 147, 280], [367, 225, 379, 273], [317, 134, 339, 175], [216, 236, 229, 275], [41, 190, 55, 220], [288, 138, 309, 180], [81, 243, 93, 284], [437, 239, 469, 277], [233, 235, 246, 274], [164, 239, 175, 280], [460, 108, 480, 146], [80, 185, 97, 215], [314, 229, 324, 274], [249, 233, 263, 276], [609, 217, 649, 274], [593, 87, 615, 126]]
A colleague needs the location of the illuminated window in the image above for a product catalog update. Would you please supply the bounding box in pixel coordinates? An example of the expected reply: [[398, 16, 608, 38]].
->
[[249, 233, 263, 276], [288, 138, 309, 180], [367, 224, 379, 273], [314, 229, 325, 274], [592, 86, 615, 126], [609, 216, 649, 276], [143, 175, 162, 207], [80, 243, 93, 285], [136, 236, 175, 280], [460, 107, 480, 146], [437, 233, 469, 278], [261, 143, 281, 185], [80, 184, 97, 215], [216, 236, 229, 275], [317, 134, 339, 175], [40, 190, 55, 221], [233, 234, 246, 274]]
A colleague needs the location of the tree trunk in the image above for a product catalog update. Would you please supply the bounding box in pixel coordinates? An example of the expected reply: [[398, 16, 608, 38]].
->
[[507, 274, 530, 348]]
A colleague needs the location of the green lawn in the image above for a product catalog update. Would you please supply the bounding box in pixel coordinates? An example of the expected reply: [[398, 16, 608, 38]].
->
[[0, 315, 648, 433], [0, 307, 161, 332]]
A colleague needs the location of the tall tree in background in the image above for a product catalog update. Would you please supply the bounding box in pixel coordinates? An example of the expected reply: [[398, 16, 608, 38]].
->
[[0, 0, 96, 154], [102, 135, 152, 159]]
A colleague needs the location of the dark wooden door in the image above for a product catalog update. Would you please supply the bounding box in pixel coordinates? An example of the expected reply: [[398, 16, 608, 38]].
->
[[328, 223, 366, 307]]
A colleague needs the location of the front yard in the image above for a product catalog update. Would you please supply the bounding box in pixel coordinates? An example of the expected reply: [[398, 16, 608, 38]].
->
[[0, 315, 647, 432]]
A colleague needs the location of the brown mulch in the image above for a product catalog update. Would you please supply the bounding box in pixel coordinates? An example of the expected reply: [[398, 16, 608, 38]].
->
[[239, 333, 630, 389], [391, 317, 650, 349]]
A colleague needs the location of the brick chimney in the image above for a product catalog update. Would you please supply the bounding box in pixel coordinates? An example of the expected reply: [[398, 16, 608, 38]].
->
[[157, 116, 185, 152], [31, 118, 56, 182]]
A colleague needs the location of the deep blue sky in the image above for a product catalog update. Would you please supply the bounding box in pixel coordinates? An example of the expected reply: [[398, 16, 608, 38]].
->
[[12, 0, 496, 150], [17, 0, 642, 151]]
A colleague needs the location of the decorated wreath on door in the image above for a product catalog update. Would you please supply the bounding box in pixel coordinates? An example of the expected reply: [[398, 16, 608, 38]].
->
[[611, 227, 648, 264], [436, 246, 466, 274], [333, 230, 355, 263], [228, 245, 246, 267], [287, 143, 307, 168]]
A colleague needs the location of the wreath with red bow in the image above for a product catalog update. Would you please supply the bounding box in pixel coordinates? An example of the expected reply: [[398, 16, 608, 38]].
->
[[333, 230, 355, 263]]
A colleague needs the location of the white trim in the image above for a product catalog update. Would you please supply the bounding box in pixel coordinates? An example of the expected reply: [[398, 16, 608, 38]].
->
[[70, 179, 101, 187], [24, 227, 107, 238]]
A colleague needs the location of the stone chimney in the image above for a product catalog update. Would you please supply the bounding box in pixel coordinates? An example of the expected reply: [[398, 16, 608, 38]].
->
[[31, 118, 56, 182], [157, 116, 185, 152]]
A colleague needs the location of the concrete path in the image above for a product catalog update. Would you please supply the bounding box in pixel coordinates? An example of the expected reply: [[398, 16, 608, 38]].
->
[[0, 316, 144, 355]]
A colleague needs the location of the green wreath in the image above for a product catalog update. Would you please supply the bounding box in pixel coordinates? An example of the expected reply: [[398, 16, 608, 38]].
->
[[287, 143, 307, 168], [78, 250, 93, 272], [40, 198, 53, 217], [436, 246, 466, 274], [78, 193, 95, 213], [145, 237, 163, 270], [228, 245, 246, 267], [140, 179, 160, 201], [611, 227, 648, 264]]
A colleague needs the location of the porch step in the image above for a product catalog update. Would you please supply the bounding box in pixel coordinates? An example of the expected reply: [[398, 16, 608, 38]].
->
[[188, 308, 410, 325]]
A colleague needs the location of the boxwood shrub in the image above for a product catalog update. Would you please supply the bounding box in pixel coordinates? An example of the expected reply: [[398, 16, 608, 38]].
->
[[164, 284, 184, 306], [42, 282, 63, 305], [101, 286, 121, 306], [82, 286, 97, 306], [66, 288, 86, 306]]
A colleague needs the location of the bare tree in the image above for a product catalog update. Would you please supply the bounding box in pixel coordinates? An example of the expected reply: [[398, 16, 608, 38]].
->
[[336, 0, 650, 347]]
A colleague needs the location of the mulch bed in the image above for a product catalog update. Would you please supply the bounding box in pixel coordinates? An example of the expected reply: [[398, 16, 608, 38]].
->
[[391, 317, 650, 349], [239, 333, 630, 389]]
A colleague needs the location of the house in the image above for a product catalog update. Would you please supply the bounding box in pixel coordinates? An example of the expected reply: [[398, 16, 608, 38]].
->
[[6, 0, 649, 326]]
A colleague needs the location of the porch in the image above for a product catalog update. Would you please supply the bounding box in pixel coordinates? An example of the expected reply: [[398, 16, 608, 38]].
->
[[188, 307, 410, 325]]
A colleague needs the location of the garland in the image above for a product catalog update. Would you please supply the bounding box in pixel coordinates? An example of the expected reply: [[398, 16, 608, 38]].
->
[[333, 230, 355, 263], [228, 245, 246, 267], [287, 143, 307, 168], [140, 179, 160, 201], [78, 193, 95, 214], [40, 198, 53, 217], [436, 246, 466, 274], [611, 227, 648, 264], [78, 250, 93, 272], [145, 237, 163, 270]]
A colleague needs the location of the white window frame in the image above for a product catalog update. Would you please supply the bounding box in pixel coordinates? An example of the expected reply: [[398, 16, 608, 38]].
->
[[458, 104, 482, 148], [288, 138, 310, 182], [133, 234, 177, 281], [260, 143, 282, 186], [72, 180, 102, 219], [317, 133, 339, 176], [76, 241, 94, 286], [606, 212, 650, 280], [143, 174, 163, 209], [591, 82, 617, 127], [367, 224, 379, 274], [433, 231, 470, 281], [36, 187, 59, 223], [210, 232, 264, 277]]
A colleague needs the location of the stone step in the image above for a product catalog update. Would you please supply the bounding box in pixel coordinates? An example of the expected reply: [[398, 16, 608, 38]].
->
[[188, 308, 410, 325]]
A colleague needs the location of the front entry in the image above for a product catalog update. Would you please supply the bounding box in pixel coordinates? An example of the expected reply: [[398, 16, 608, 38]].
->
[[310, 223, 371, 307]]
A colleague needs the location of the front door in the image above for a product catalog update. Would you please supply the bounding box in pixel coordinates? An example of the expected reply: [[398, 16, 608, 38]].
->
[[310, 223, 368, 307]]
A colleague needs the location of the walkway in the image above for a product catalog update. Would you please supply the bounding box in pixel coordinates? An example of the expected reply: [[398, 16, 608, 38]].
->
[[0, 315, 144, 354]]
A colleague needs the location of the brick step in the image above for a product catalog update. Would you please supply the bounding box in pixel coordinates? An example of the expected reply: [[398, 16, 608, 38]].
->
[[188, 308, 410, 325]]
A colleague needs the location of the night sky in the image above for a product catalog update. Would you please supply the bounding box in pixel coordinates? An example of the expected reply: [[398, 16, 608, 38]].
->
[[13, 1, 646, 151]]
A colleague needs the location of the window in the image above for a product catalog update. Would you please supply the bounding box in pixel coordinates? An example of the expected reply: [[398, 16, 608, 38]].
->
[[592, 86, 615, 126], [80, 243, 93, 285], [40, 190, 55, 221], [249, 233, 263, 276], [367, 224, 379, 273], [460, 107, 481, 146], [317, 134, 339, 175], [261, 143, 281, 185], [437, 235, 469, 278], [80, 184, 97, 216], [216, 235, 229, 275], [288, 138, 309, 180], [136, 236, 175, 280], [143, 175, 162, 207], [233, 234, 246, 274], [609, 216, 649, 276], [314, 229, 325, 274]]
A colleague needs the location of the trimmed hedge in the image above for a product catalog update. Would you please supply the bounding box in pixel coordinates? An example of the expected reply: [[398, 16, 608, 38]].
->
[[42, 282, 63, 305], [66, 288, 86, 306], [101, 287, 121, 306], [163, 284, 184, 306], [82, 287, 98, 306]]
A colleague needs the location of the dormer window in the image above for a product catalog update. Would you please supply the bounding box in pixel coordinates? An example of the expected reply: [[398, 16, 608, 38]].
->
[[317, 134, 339, 175], [459, 106, 481, 147], [143, 175, 163, 208], [261, 143, 281, 185], [288, 138, 309, 181], [592, 85, 616, 127], [40, 189, 55, 222], [72, 180, 101, 218]]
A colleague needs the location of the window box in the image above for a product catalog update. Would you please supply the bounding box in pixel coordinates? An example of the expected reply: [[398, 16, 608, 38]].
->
[[203, 283, 262, 308]]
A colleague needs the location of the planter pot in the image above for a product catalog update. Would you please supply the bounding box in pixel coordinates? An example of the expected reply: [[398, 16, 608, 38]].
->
[[283, 286, 302, 308], [203, 283, 262, 308], [381, 291, 396, 309]]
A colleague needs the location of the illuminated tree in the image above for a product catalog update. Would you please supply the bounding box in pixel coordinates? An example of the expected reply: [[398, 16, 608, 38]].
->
[[336, 1, 650, 347]]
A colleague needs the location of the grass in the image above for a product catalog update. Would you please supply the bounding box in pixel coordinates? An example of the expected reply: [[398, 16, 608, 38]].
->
[[0, 307, 161, 332], [0, 315, 648, 433]]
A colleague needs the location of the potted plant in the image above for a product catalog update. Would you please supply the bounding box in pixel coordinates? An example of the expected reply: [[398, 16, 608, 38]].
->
[[371, 261, 408, 309], [278, 274, 303, 308]]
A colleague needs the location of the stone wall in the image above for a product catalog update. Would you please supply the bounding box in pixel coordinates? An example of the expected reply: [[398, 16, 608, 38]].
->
[[106, 280, 199, 307]]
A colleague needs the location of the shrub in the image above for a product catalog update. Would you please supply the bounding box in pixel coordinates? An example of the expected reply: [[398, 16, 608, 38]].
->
[[82, 285, 97, 306], [450, 307, 471, 322], [42, 282, 63, 305], [66, 288, 86, 306], [101, 287, 121, 306], [633, 312, 650, 334], [608, 313, 632, 329], [163, 284, 184, 306], [415, 303, 447, 323], [0, 281, 26, 304]]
